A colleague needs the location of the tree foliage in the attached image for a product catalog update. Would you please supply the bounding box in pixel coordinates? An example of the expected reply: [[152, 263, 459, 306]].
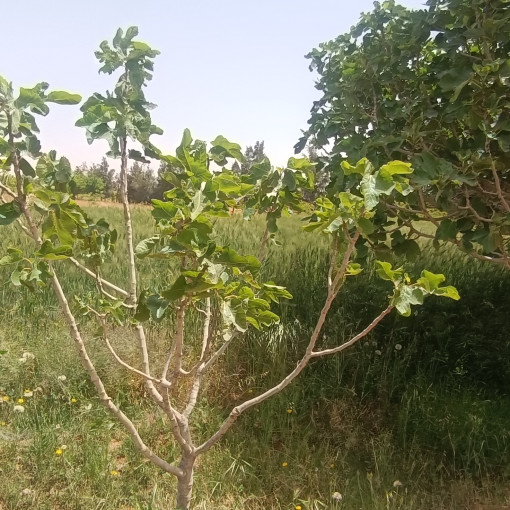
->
[[0, 26, 460, 510], [297, 0, 510, 268]]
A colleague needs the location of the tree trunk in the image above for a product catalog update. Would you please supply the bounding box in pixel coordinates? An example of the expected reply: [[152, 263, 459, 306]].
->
[[175, 453, 195, 510]]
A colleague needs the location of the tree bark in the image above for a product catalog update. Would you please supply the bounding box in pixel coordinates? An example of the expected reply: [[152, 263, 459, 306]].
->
[[176, 453, 195, 510]]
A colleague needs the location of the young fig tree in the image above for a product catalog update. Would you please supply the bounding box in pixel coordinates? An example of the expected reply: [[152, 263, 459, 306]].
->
[[0, 28, 459, 510]]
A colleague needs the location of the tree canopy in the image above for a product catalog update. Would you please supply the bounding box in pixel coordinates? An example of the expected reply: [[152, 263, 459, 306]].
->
[[297, 0, 510, 268]]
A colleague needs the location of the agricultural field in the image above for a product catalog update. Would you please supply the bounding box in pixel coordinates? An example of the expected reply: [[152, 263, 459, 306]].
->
[[1, 204, 510, 509]]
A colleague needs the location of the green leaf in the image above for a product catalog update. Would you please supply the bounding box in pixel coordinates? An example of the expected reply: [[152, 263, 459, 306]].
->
[[0, 201, 22, 225], [357, 217, 375, 236], [216, 247, 261, 273], [417, 270, 460, 300], [19, 158, 36, 177], [379, 161, 413, 175], [392, 285, 424, 317], [35, 240, 73, 260], [56, 157, 72, 183], [145, 294, 169, 321], [161, 275, 187, 301], [46, 91, 82, 105], [375, 261, 404, 282], [435, 219, 458, 241], [0, 248, 23, 266]]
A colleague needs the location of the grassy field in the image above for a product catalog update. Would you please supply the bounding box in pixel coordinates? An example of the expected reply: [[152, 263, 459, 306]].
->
[[1, 203, 510, 509]]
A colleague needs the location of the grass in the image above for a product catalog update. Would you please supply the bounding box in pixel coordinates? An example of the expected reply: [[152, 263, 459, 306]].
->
[[1, 205, 510, 509]]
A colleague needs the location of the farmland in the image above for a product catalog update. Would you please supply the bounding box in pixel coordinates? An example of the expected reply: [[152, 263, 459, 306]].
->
[[1, 204, 510, 509]]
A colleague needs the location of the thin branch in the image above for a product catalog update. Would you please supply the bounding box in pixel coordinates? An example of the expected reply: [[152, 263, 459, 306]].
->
[[490, 161, 510, 213], [0, 181, 16, 199], [195, 229, 361, 456], [95, 269, 135, 308], [119, 135, 138, 305], [104, 336, 170, 387], [68, 257, 129, 297], [311, 305, 393, 357], [49, 272, 183, 477], [328, 234, 339, 288]]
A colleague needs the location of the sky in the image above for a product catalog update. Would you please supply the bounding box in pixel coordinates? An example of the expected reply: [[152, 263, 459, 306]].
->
[[2, 0, 425, 169]]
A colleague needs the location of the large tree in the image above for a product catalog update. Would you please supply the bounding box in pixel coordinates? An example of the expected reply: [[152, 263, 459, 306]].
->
[[297, 0, 510, 268]]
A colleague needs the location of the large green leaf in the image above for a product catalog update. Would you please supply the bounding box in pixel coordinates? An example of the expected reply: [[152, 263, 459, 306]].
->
[[46, 91, 82, 105], [0, 201, 22, 225]]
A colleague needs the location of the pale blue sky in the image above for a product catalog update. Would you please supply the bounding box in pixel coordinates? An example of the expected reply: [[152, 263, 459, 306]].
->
[[2, 0, 425, 168]]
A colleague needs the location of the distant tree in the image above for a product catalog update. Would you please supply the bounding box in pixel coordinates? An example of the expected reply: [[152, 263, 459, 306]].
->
[[152, 160, 175, 200], [233, 141, 266, 175], [72, 163, 105, 196], [127, 162, 157, 203], [90, 157, 117, 199]]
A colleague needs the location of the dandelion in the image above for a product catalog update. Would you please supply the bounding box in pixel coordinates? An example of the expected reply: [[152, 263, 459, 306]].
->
[[393, 480, 403, 487], [71, 398, 77, 403], [110, 470, 119, 476], [55, 448, 63, 456], [295, 506, 302, 510], [330, 463, 335, 468], [24, 390, 33, 397], [282, 462, 288, 467], [57, 375, 67, 382], [0, 421, 6, 426], [17, 398, 24, 404], [375, 350, 382, 356], [394, 344, 402, 351], [13, 405, 25, 413], [2, 395, 9, 402], [332, 492, 343, 501], [286, 408, 293, 414], [22, 352, 35, 360]]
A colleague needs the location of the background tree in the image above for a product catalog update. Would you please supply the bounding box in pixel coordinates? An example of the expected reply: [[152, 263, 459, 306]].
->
[[297, 0, 510, 268], [127, 162, 157, 203], [232, 140, 266, 175]]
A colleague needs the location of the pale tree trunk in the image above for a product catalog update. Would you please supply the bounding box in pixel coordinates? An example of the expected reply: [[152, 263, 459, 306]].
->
[[176, 453, 196, 510]]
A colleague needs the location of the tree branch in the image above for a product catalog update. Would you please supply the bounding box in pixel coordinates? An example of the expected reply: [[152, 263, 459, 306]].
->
[[195, 229, 361, 455]]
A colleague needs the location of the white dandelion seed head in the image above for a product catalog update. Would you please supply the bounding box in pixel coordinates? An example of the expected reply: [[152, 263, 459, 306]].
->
[[57, 375, 67, 382], [332, 491, 343, 501], [375, 350, 382, 356], [13, 405, 25, 413], [23, 391, 33, 397], [393, 480, 403, 487], [21, 488, 33, 495], [22, 352, 35, 360], [394, 344, 402, 351]]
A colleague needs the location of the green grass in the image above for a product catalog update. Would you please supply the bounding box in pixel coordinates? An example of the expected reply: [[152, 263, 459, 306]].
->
[[1, 205, 510, 509]]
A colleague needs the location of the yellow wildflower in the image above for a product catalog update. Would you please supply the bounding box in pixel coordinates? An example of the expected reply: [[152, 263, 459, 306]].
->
[[330, 463, 335, 468], [282, 462, 288, 467], [110, 470, 119, 476], [0, 421, 5, 426], [17, 398, 24, 404], [2, 395, 9, 402], [71, 398, 77, 403], [286, 408, 293, 414], [55, 448, 63, 456], [295, 506, 302, 510]]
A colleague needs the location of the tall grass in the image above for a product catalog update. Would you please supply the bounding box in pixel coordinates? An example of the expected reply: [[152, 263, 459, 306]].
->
[[1, 203, 509, 509]]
